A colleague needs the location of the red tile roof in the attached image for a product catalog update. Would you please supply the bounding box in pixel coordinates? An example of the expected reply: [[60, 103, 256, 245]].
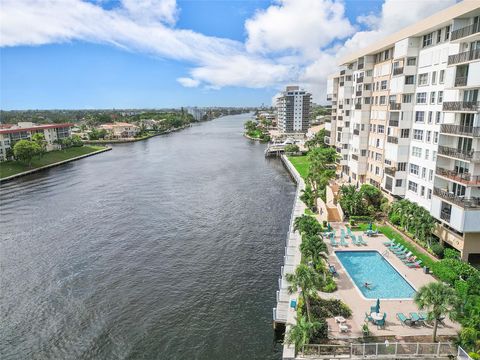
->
[[0, 123, 73, 134]]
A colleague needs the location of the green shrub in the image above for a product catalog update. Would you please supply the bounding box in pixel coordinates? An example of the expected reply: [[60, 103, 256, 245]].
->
[[310, 298, 352, 319], [432, 258, 478, 286], [430, 243, 445, 258], [444, 248, 460, 259], [322, 279, 337, 293], [285, 144, 300, 153]]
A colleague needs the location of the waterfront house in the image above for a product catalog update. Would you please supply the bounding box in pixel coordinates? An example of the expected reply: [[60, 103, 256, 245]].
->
[[100, 122, 139, 139], [0, 122, 73, 161]]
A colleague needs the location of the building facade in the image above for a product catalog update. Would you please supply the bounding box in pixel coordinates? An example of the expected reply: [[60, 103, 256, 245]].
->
[[100, 122, 139, 138], [276, 86, 312, 134], [0, 122, 72, 161], [326, 1, 480, 264]]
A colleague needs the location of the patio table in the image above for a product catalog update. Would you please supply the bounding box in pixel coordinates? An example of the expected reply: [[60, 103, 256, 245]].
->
[[370, 312, 384, 322]]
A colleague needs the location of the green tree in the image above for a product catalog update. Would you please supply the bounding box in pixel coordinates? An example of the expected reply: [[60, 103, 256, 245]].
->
[[13, 140, 42, 167], [307, 147, 338, 207], [285, 144, 300, 153], [294, 215, 322, 236], [285, 315, 322, 352], [414, 282, 458, 342], [286, 264, 324, 322], [244, 120, 257, 132], [300, 186, 316, 212], [305, 129, 327, 150]]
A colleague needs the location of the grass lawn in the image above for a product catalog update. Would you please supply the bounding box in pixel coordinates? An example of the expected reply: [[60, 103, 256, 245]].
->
[[357, 223, 437, 269], [0, 145, 106, 179], [288, 155, 309, 180]]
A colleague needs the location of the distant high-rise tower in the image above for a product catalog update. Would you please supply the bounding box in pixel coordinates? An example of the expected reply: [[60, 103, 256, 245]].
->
[[276, 85, 312, 133]]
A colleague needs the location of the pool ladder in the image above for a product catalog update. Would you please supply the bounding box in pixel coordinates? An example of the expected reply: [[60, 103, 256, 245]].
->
[[381, 250, 389, 257]]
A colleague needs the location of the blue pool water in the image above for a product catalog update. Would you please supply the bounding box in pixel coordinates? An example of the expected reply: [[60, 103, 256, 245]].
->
[[335, 251, 416, 299]]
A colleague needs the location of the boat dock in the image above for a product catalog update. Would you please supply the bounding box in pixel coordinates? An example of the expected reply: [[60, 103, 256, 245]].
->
[[274, 155, 306, 359]]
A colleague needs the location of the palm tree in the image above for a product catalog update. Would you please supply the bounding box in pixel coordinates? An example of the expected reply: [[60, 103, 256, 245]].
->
[[284, 315, 322, 353], [286, 264, 324, 322], [414, 282, 458, 342]]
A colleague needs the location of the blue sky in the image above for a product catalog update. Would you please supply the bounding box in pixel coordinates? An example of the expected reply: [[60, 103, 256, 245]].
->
[[0, 0, 454, 109]]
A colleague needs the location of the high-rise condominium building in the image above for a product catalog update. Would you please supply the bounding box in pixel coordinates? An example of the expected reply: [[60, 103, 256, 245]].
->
[[276, 86, 312, 134], [326, 1, 480, 264]]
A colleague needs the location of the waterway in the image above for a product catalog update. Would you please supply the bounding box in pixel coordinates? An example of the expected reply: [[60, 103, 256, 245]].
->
[[0, 114, 296, 360]]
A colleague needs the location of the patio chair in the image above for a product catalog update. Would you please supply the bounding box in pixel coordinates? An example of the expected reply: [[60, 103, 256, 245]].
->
[[406, 260, 422, 268], [410, 312, 422, 324], [396, 312, 412, 326], [351, 234, 359, 245], [383, 240, 395, 247], [370, 305, 377, 313], [397, 251, 413, 259], [357, 235, 367, 245], [340, 235, 349, 247], [330, 234, 338, 247], [365, 312, 373, 322], [377, 313, 387, 329], [392, 245, 407, 254], [402, 255, 417, 264]]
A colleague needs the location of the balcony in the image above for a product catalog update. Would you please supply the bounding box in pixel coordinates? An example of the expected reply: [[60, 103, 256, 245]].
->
[[454, 76, 468, 87], [356, 90, 362, 97], [436, 166, 480, 185], [357, 77, 364, 83], [389, 120, 399, 127], [451, 22, 480, 41], [387, 136, 398, 144], [438, 145, 480, 162], [448, 49, 480, 65], [440, 210, 451, 222], [442, 101, 480, 112], [440, 124, 480, 137], [384, 167, 396, 177], [393, 67, 404, 75], [389, 102, 401, 110], [433, 187, 480, 209]]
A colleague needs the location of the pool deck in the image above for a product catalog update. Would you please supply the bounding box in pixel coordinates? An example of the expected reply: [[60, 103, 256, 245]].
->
[[321, 222, 460, 340]]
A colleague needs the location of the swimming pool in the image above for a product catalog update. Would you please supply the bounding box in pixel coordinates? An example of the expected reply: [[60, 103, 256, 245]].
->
[[335, 251, 416, 299]]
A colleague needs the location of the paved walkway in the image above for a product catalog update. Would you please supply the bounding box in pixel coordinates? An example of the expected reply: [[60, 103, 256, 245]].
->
[[321, 222, 460, 340]]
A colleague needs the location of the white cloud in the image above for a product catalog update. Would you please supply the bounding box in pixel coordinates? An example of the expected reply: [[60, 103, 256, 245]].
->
[[0, 0, 458, 102], [177, 77, 200, 88]]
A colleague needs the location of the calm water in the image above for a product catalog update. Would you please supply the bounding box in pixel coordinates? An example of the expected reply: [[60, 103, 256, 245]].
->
[[335, 251, 416, 299], [0, 114, 295, 360]]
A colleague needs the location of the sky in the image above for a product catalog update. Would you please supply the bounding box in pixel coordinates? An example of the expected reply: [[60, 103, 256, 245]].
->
[[0, 0, 458, 110]]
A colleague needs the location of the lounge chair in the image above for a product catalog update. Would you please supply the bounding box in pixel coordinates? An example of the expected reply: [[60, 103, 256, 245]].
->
[[351, 235, 359, 245], [397, 251, 413, 259], [402, 255, 417, 264], [330, 234, 338, 247], [406, 260, 422, 268], [410, 312, 422, 324], [357, 235, 367, 245], [397, 312, 411, 326], [383, 240, 395, 247], [340, 235, 349, 247], [419, 312, 428, 321], [392, 246, 406, 254]]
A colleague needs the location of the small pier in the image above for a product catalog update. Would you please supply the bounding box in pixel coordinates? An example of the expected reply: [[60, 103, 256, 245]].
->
[[265, 144, 286, 157]]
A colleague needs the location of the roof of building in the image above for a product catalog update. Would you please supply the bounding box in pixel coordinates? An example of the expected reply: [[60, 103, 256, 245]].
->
[[340, 0, 480, 65], [100, 122, 139, 129], [0, 123, 73, 134]]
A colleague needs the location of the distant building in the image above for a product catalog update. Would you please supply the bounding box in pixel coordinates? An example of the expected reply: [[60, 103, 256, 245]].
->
[[0, 122, 73, 161], [276, 85, 312, 134], [100, 122, 139, 138], [186, 107, 206, 121]]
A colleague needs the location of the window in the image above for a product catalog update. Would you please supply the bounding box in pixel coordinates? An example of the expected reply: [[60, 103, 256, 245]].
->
[[421, 185, 425, 197], [378, 125, 385, 133], [407, 57, 416, 66], [431, 71, 437, 85], [435, 112, 441, 124], [422, 33, 432, 47], [433, 151, 437, 161], [428, 111, 433, 124], [445, 26, 450, 41], [403, 94, 412, 103], [415, 111, 425, 123], [429, 169, 433, 181], [426, 131, 431, 142], [396, 179, 403, 187], [361, 149, 367, 156], [410, 164, 419, 175], [401, 129, 410, 138], [427, 188, 432, 199], [398, 162, 407, 171], [425, 149, 430, 159], [438, 91, 443, 103], [439, 70, 445, 84], [433, 131, 439, 144], [413, 129, 424, 141], [430, 92, 436, 104], [381, 80, 387, 90], [408, 181, 418, 193], [436, 30, 442, 43], [412, 146, 422, 157], [418, 73, 429, 86], [366, 70, 373, 76], [375, 166, 380, 175], [416, 92, 427, 103], [405, 75, 415, 85], [422, 168, 426, 179], [380, 96, 386, 105]]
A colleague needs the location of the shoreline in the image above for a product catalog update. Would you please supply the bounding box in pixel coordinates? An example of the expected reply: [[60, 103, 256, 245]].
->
[[0, 146, 111, 183], [274, 154, 306, 360]]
